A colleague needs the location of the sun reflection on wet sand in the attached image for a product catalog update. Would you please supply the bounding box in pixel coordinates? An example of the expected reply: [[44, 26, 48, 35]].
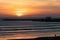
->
[[0, 32, 60, 40]]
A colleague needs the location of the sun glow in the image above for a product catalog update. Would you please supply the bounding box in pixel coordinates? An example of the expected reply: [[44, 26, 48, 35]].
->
[[15, 9, 28, 16], [16, 9, 24, 16], [16, 13, 22, 16]]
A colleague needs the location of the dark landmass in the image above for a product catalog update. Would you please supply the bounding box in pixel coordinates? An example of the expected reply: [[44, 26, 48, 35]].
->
[[8, 36, 60, 40], [2, 17, 60, 22], [0, 28, 32, 31]]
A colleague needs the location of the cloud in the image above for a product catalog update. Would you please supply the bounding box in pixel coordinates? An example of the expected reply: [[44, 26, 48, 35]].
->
[[32, 5, 60, 9]]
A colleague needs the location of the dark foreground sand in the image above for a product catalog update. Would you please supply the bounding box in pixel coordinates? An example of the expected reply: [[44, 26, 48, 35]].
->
[[8, 36, 60, 40]]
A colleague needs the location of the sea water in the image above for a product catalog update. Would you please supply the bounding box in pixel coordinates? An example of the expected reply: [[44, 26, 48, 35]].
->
[[0, 21, 60, 40]]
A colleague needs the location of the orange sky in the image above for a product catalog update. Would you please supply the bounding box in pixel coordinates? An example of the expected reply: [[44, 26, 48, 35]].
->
[[0, 0, 60, 18]]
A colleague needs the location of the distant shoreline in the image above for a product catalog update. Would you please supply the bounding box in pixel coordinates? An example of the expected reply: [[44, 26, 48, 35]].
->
[[1, 17, 60, 22], [2, 18, 60, 22]]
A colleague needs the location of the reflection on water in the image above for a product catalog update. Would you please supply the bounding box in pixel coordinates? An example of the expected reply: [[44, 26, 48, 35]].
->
[[0, 32, 60, 40], [0, 21, 60, 40]]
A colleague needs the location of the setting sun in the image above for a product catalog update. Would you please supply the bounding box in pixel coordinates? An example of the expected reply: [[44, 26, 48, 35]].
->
[[16, 13, 22, 16], [15, 9, 24, 16]]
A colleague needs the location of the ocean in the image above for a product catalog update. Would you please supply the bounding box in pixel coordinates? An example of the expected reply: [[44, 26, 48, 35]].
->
[[0, 21, 60, 40]]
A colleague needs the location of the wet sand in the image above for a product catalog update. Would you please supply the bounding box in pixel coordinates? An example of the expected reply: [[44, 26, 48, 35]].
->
[[0, 32, 59, 40], [8, 36, 60, 40]]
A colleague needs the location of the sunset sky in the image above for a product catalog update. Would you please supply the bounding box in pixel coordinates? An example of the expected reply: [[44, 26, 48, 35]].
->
[[0, 0, 60, 18]]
